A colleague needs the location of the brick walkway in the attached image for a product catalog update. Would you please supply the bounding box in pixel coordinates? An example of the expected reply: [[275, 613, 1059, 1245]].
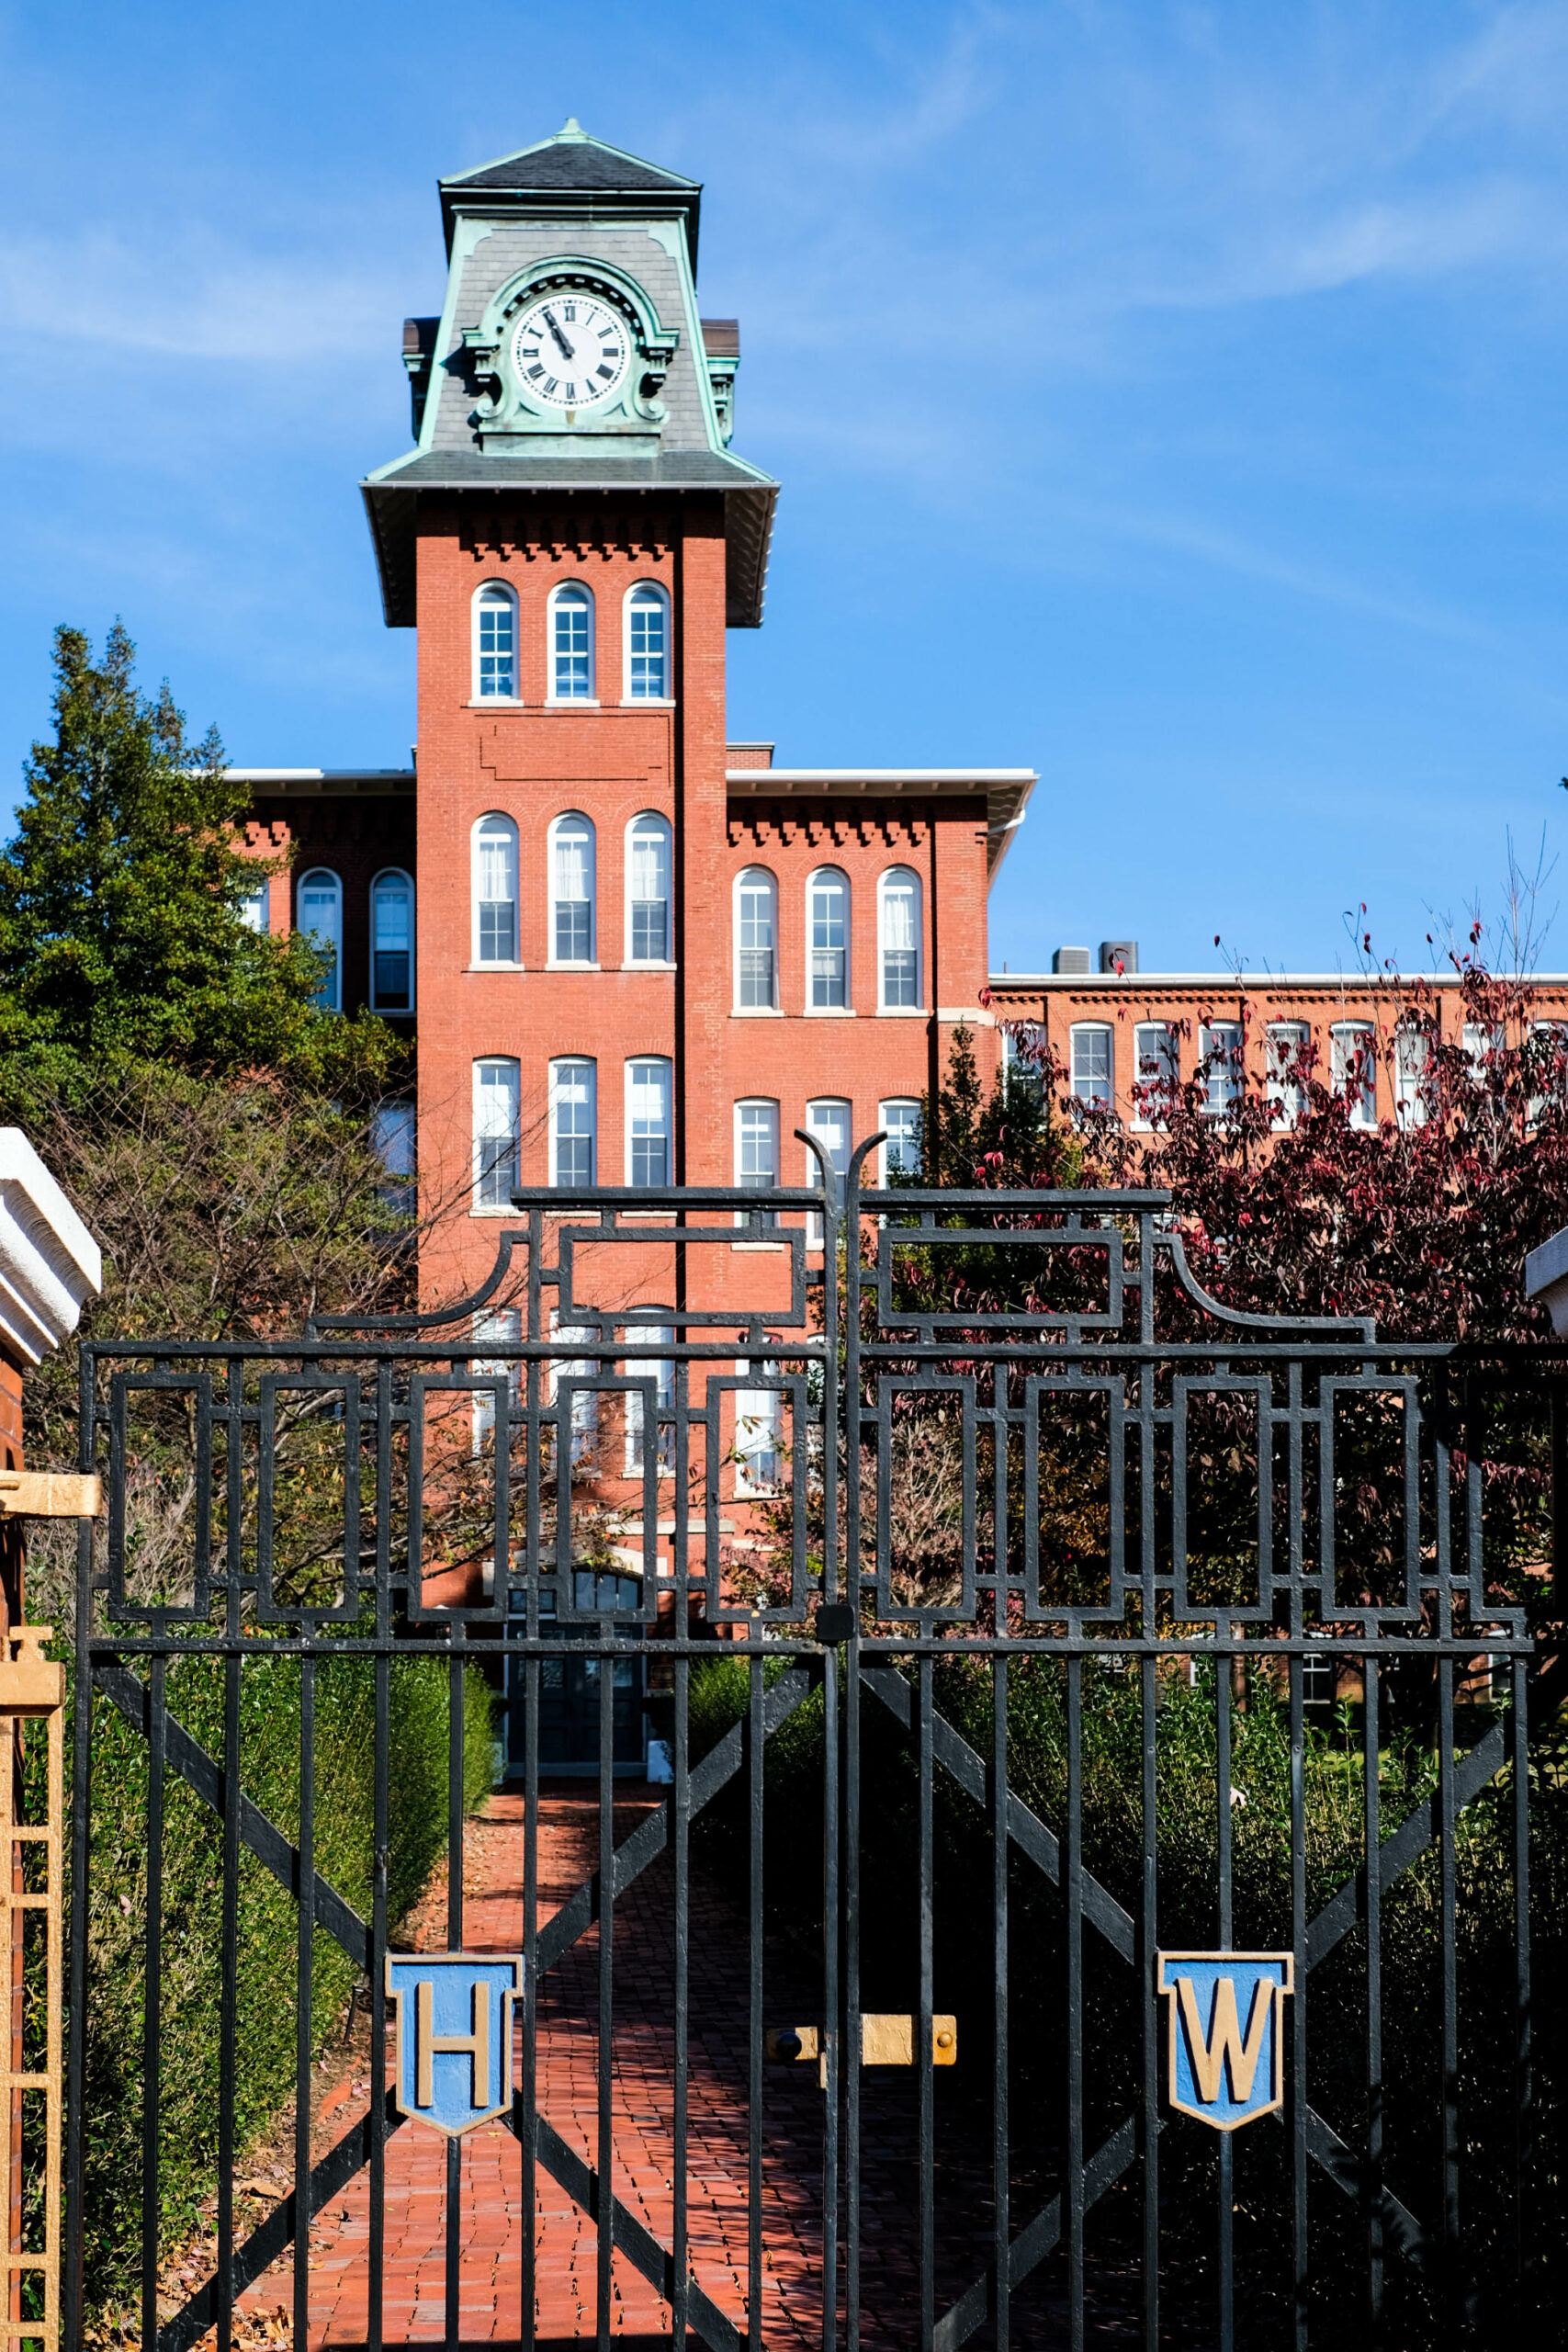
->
[[235, 1783, 1125, 2347]]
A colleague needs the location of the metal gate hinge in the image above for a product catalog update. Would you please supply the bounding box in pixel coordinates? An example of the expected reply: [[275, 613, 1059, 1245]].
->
[[766, 2015, 957, 2086]]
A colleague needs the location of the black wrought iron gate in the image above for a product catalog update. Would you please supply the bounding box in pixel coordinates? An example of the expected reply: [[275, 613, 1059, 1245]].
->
[[60, 1151, 1551, 2348]]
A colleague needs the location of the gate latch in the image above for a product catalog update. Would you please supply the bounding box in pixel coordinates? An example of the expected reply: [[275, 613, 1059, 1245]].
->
[[766, 2015, 956, 2086]]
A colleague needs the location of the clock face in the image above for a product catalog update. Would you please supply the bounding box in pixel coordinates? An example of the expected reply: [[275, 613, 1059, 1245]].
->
[[510, 291, 631, 410]]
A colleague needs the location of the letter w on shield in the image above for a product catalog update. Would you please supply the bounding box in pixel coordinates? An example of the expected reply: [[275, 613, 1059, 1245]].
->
[[1156, 1951, 1293, 2132]]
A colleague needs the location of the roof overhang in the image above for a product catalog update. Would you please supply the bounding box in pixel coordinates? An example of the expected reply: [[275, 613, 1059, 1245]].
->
[[362, 452, 777, 629], [726, 767, 1035, 883]]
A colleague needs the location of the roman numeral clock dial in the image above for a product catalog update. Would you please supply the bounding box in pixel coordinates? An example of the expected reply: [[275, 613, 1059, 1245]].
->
[[511, 293, 629, 411]]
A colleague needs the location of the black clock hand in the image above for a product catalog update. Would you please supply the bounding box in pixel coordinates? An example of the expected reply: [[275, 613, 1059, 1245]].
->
[[541, 307, 576, 361]]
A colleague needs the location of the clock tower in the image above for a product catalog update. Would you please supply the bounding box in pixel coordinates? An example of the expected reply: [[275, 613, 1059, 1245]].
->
[[363, 118, 779, 1311]]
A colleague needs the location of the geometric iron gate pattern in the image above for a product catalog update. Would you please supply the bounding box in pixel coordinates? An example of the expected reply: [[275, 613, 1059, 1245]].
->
[[61, 1144, 1540, 2350]]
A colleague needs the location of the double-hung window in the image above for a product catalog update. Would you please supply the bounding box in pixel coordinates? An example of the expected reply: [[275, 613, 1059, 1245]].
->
[[1267, 1022, 1309, 1130], [626, 1324, 675, 1475], [878, 869, 920, 1009], [1069, 1023, 1113, 1111], [552, 1321, 599, 1467], [625, 582, 669, 700], [550, 582, 593, 700], [736, 1099, 779, 1230], [806, 1098, 851, 1246], [475, 814, 519, 964], [1199, 1021, 1242, 1116], [550, 1058, 596, 1188], [627, 814, 671, 964], [1132, 1023, 1179, 1128], [371, 870, 413, 1012], [734, 1368, 782, 1493], [1331, 1023, 1377, 1129], [736, 870, 777, 1008], [371, 1101, 416, 1220], [551, 814, 595, 964], [879, 1100, 921, 1182], [808, 870, 849, 1009], [472, 1309, 521, 1453], [1394, 1028, 1430, 1128], [626, 1057, 671, 1188], [473, 1058, 521, 1210], [238, 877, 269, 933], [474, 582, 518, 699], [298, 870, 342, 1012]]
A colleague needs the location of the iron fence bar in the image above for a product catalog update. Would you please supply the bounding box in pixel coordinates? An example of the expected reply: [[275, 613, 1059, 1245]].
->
[[370, 1648, 389, 2352], [446, 1637, 465, 2352], [1216, 1642, 1234, 2352], [918, 1657, 935, 2352], [293, 1655, 315, 2351], [1141, 1655, 1159, 2352], [215, 1648, 240, 2352], [1290, 1653, 1308, 2352], [844, 1631, 862, 2352], [1512, 1653, 1531, 2324], [747, 1654, 764, 2352], [992, 1656, 1010, 2352], [1066, 1654, 1084, 2351], [1364, 1655, 1384, 2341], [1438, 1654, 1460, 2333], [141, 1654, 166, 2352], [671, 1654, 690, 2350], [821, 1653, 840, 2352], [596, 1645, 614, 2352]]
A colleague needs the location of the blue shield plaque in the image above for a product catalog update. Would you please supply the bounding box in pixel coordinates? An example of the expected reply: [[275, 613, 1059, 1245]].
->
[[1157, 1951, 1293, 2132], [386, 1953, 524, 2136]]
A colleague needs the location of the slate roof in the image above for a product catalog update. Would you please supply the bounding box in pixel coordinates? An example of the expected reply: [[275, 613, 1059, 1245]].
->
[[361, 447, 778, 631], [438, 120, 702, 264]]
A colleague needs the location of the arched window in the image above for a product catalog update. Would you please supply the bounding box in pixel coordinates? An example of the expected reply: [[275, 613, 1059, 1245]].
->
[[624, 582, 669, 700], [473, 1058, 521, 1210], [548, 813, 595, 964], [549, 582, 594, 701], [473, 813, 519, 965], [734, 868, 778, 1010], [550, 1058, 596, 1187], [370, 869, 413, 1012], [473, 581, 518, 700], [298, 869, 342, 1012], [626, 813, 671, 964], [807, 868, 850, 1010], [626, 1057, 672, 1187], [877, 868, 922, 1011]]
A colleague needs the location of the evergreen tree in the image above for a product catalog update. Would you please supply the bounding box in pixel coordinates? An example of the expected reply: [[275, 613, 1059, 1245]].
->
[[0, 623, 395, 1103]]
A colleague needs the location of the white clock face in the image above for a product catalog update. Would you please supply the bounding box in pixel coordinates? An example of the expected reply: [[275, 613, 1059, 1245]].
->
[[511, 292, 631, 410]]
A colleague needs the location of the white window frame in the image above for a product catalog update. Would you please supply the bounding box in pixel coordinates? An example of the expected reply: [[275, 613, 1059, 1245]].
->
[[472, 1057, 521, 1214], [551, 1315, 599, 1468], [297, 868, 342, 1013], [1530, 1021, 1568, 1124], [625, 1057, 672, 1189], [1267, 1021, 1309, 1132], [371, 1101, 416, 1220], [734, 1098, 781, 1235], [622, 580, 671, 703], [547, 811, 597, 967], [472, 1308, 521, 1453], [733, 1366, 783, 1496], [625, 812, 673, 967], [876, 866, 923, 1013], [806, 866, 852, 1013], [368, 868, 414, 1013], [1330, 1022, 1377, 1130], [1198, 1021, 1242, 1118], [1130, 1023, 1179, 1130], [549, 1057, 596, 1189], [805, 1098, 852, 1246], [1069, 1023, 1113, 1111], [472, 580, 520, 703], [472, 812, 521, 967], [625, 1319, 675, 1476], [547, 580, 596, 704], [1463, 1021, 1504, 1083], [1393, 1026, 1430, 1129], [879, 1099, 921, 1184], [734, 866, 779, 1012], [238, 876, 270, 934]]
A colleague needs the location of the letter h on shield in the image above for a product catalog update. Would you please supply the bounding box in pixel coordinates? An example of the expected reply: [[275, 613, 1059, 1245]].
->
[[386, 1954, 524, 2137]]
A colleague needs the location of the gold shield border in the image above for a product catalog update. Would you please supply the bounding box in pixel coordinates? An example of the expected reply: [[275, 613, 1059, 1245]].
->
[[385, 1952, 524, 2138], [1156, 1949, 1295, 2133]]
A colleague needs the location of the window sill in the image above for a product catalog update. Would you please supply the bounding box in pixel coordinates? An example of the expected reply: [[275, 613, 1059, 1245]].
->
[[731, 1005, 783, 1018], [370, 1004, 416, 1017], [877, 1006, 928, 1018], [467, 698, 525, 710], [618, 697, 676, 710], [622, 960, 678, 974], [804, 1005, 855, 1019], [470, 1204, 518, 1219], [545, 696, 601, 709], [466, 963, 526, 974], [546, 960, 601, 972], [732, 1240, 786, 1253]]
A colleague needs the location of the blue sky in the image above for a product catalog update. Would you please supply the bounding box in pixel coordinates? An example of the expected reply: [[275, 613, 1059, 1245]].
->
[[3, 1, 1567, 977]]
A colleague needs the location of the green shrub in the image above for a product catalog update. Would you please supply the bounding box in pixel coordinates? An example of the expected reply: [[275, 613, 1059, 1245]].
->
[[62, 1648, 493, 2312]]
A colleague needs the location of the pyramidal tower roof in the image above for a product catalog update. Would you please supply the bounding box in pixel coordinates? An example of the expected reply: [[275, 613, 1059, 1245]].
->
[[438, 118, 702, 264]]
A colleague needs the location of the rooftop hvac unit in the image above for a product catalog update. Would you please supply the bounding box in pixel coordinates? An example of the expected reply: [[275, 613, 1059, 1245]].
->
[[1100, 941, 1138, 974], [1052, 945, 1092, 975]]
